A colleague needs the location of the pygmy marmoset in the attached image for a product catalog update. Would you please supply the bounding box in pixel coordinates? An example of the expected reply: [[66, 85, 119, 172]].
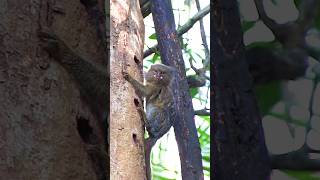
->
[[123, 63, 177, 180]]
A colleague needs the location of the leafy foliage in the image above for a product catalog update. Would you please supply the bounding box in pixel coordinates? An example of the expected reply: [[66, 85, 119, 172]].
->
[[243, 1, 320, 179], [149, 33, 157, 40], [283, 170, 320, 180], [254, 81, 282, 115], [241, 21, 256, 33]]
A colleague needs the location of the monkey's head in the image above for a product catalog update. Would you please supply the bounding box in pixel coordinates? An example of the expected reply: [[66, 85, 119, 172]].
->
[[145, 64, 175, 86]]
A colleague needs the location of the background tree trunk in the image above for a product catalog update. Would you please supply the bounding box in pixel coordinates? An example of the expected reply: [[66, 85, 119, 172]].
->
[[212, 0, 271, 179], [0, 0, 107, 179], [110, 0, 146, 179]]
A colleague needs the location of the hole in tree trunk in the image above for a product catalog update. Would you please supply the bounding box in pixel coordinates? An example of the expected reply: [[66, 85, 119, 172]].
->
[[134, 98, 140, 106], [134, 55, 140, 64], [132, 133, 138, 143], [76, 116, 93, 144]]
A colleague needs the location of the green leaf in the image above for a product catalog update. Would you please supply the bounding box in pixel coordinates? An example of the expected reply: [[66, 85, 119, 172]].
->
[[241, 21, 256, 33], [182, 42, 188, 49], [150, 53, 160, 63], [149, 33, 157, 40], [254, 81, 281, 114], [189, 87, 199, 98]]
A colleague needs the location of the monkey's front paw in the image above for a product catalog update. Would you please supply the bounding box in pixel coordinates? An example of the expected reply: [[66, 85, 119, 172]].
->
[[38, 29, 60, 56], [38, 29, 58, 41]]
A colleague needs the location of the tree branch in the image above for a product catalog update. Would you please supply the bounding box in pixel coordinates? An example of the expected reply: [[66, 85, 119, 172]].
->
[[253, 0, 280, 32], [254, 0, 320, 49], [195, 0, 210, 68], [194, 109, 210, 116], [271, 147, 320, 170], [246, 46, 307, 84], [187, 75, 206, 88], [303, 68, 318, 146], [178, 5, 210, 36], [140, 0, 151, 17], [144, 5, 210, 58]]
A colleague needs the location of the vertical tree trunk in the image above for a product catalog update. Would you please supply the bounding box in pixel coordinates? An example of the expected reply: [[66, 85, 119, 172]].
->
[[150, 0, 204, 179], [0, 0, 107, 179], [110, 0, 146, 179], [212, 0, 271, 179]]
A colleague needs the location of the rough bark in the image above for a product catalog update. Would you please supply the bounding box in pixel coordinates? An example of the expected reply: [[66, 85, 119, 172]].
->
[[150, 0, 204, 179], [212, 0, 271, 179], [110, 0, 146, 179], [0, 0, 107, 179]]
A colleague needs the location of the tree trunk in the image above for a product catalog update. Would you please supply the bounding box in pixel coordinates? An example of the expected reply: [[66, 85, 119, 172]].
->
[[150, 0, 204, 179], [0, 0, 107, 179], [212, 0, 271, 179], [110, 0, 146, 179]]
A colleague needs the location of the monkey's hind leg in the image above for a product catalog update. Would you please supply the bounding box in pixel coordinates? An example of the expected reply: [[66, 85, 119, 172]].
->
[[38, 28, 72, 62], [134, 100, 154, 180]]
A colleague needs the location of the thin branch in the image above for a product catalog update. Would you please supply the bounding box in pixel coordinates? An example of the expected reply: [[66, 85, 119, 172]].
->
[[144, 5, 210, 58], [308, 148, 320, 154], [187, 75, 206, 88], [253, 0, 280, 32], [177, 5, 210, 37], [144, 45, 157, 58], [195, 0, 210, 68], [188, 57, 201, 74], [204, 85, 210, 108], [284, 102, 295, 137], [303, 68, 319, 147], [194, 109, 210, 116], [185, 46, 209, 88], [271, 147, 320, 170], [271, 154, 320, 170], [141, 0, 151, 17]]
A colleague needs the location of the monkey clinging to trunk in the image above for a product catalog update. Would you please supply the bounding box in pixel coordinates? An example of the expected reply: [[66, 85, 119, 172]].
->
[[123, 63, 177, 180]]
